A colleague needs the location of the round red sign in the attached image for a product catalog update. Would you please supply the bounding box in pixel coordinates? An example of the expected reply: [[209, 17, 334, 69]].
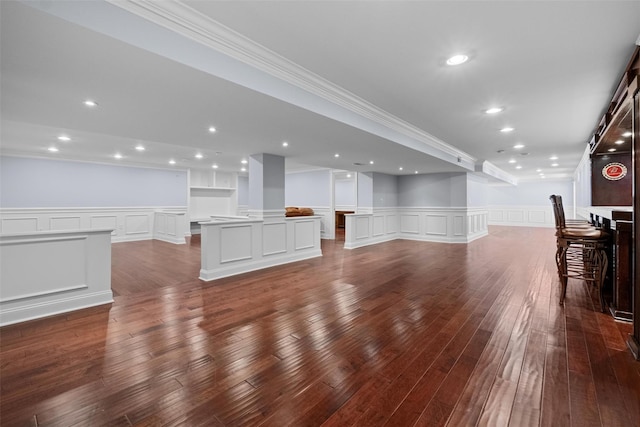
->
[[602, 162, 627, 181]]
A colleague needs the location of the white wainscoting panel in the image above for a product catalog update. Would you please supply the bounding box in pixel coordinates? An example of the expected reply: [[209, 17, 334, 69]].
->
[[373, 215, 385, 237], [294, 220, 315, 250], [345, 207, 488, 249], [488, 205, 554, 228], [425, 215, 448, 236], [386, 214, 398, 234], [400, 214, 420, 234], [220, 225, 253, 263], [153, 211, 187, 244], [125, 214, 150, 235], [0, 207, 188, 243], [50, 216, 82, 231], [507, 210, 525, 223], [263, 222, 287, 256], [355, 216, 370, 240], [528, 210, 547, 224], [200, 216, 322, 281], [1, 217, 38, 234], [303, 206, 332, 239], [0, 229, 113, 326], [453, 215, 465, 236], [91, 215, 118, 235]]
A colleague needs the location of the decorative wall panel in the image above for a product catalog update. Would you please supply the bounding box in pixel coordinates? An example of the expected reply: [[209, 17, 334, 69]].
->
[[220, 225, 253, 263]]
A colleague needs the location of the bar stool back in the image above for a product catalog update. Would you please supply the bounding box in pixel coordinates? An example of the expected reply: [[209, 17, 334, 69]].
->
[[549, 195, 609, 311]]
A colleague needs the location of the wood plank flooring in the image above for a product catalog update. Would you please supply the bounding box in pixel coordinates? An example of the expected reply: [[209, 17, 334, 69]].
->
[[1, 226, 638, 426]]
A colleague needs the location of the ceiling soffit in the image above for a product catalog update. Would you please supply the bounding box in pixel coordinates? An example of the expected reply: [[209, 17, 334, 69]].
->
[[24, 0, 505, 180]]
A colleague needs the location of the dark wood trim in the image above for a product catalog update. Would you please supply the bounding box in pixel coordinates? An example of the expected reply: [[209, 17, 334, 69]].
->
[[629, 85, 640, 359]]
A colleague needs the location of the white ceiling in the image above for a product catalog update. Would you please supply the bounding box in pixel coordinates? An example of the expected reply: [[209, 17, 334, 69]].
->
[[1, 1, 639, 183]]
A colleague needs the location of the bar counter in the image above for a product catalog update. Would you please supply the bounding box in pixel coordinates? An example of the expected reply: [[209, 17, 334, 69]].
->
[[588, 207, 633, 321]]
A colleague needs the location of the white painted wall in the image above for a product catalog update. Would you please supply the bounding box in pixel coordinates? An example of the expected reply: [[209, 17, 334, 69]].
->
[[574, 146, 591, 210], [335, 177, 356, 207], [1, 156, 187, 207]]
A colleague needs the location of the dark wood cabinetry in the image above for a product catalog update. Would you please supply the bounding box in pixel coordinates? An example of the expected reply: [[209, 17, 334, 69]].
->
[[591, 153, 632, 206], [588, 46, 638, 359]]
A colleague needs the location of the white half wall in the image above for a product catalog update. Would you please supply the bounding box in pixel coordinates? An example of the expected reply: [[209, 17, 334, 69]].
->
[[0, 229, 114, 326], [344, 207, 488, 249], [200, 215, 322, 281]]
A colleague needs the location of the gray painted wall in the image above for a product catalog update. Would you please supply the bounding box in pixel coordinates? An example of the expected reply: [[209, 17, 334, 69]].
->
[[357, 172, 373, 208], [0, 156, 187, 208], [488, 179, 574, 206], [397, 173, 468, 207], [467, 174, 489, 207], [372, 173, 398, 207], [285, 169, 331, 206], [237, 175, 249, 206]]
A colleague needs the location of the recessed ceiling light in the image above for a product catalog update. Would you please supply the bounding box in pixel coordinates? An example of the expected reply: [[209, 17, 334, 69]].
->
[[608, 148, 617, 152], [536, 169, 542, 172], [399, 167, 403, 171], [282, 141, 289, 147], [513, 143, 525, 149], [195, 153, 203, 159], [369, 160, 374, 165], [83, 99, 98, 107], [614, 140, 624, 145], [57, 135, 71, 142], [551, 163, 559, 167], [414, 171, 418, 174], [446, 54, 468, 66], [500, 127, 515, 133], [549, 155, 558, 160], [485, 107, 503, 114], [622, 131, 632, 137], [508, 159, 516, 164], [47, 146, 59, 152], [169, 159, 176, 165], [135, 145, 145, 151], [208, 126, 217, 133], [241, 167, 247, 172], [541, 176, 546, 179], [114, 153, 123, 159], [334, 153, 340, 158], [212, 164, 218, 169], [515, 165, 522, 169], [241, 159, 248, 164]]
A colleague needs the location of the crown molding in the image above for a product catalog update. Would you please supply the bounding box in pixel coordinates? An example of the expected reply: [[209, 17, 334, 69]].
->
[[107, 0, 476, 165], [475, 161, 518, 186]]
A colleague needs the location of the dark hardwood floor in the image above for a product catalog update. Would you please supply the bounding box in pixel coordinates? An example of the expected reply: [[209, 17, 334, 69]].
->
[[1, 226, 638, 426]]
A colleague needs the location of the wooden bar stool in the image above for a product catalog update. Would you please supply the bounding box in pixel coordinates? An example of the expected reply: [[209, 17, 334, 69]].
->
[[549, 195, 609, 311]]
